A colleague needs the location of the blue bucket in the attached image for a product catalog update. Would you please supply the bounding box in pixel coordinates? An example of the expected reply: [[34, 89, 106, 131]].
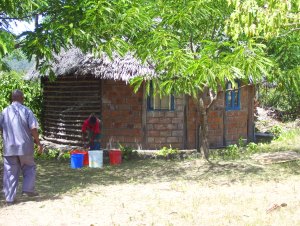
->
[[71, 153, 84, 169]]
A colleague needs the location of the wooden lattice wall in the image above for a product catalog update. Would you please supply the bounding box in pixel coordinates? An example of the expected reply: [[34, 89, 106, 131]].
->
[[42, 75, 102, 146]]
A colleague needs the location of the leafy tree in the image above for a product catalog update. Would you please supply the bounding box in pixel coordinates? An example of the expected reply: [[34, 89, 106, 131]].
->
[[0, 71, 42, 121], [0, 0, 42, 70], [261, 29, 300, 118], [2, 0, 299, 159]]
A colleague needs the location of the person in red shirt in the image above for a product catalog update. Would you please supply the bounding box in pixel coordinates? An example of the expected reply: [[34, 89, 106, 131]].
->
[[81, 114, 101, 150]]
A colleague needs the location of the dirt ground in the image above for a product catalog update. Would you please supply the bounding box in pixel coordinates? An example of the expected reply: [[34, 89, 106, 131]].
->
[[255, 107, 300, 133], [0, 158, 300, 226], [0, 107, 299, 226]]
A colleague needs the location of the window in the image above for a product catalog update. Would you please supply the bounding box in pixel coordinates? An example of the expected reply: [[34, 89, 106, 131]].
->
[[147, 83, 175, 111], [225, 80, 241, 110]]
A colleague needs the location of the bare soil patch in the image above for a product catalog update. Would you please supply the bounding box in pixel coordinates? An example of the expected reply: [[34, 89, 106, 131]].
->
[[1, 158, 300, 226], [252, 151, 300, 164], [255, 107, 299, 133]]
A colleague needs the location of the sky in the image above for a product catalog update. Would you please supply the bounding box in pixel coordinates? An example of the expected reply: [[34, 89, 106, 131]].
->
[[10, 20, 35, 35]]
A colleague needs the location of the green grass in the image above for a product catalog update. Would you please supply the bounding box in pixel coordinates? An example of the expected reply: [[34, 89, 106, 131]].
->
[[258, 128, 300, 153], [0, 128, 299, 225], [211, 128, 300, 160], [1, 157, 300, 225]]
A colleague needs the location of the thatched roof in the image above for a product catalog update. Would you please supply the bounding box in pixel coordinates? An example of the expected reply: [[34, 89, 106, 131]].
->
[[27, 48, 156, 82]]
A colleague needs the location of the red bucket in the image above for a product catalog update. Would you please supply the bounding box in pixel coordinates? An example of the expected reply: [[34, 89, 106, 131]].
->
[[70, 150, 89, 166], [109, 149, 122, 165]]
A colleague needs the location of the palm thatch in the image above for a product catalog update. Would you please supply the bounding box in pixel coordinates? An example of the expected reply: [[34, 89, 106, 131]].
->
[[27, 48, 156, 82]]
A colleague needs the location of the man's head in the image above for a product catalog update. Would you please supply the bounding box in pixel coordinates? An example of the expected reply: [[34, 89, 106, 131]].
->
[[88, 114, 97, 125], [12, 89, 24, 104]]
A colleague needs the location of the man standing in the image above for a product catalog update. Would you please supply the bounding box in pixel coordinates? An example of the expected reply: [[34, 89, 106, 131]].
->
[[0, 89, 43, 205], [82, 114, 101, 150]]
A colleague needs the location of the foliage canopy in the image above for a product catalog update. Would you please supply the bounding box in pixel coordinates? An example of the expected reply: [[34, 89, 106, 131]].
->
[[1, 0, 299, 156], [1, 0, 299, 94]]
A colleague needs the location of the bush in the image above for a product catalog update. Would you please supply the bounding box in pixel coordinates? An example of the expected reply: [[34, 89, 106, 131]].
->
[[0, 71, 42, 120], [156, 146, 179, 159], [119, 143, 138, 160], [269, 125, 283, 139], [259, 87, 300, 121], [211, 142, 260, 160], [0, 71, 42, 155], [34, 148, 70, 161], [245, 142, 259, 154]]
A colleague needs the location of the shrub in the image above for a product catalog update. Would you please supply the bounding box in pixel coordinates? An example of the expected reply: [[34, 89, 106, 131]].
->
[[270, 125, 283, 139], [156, 146, 179, 159], [222, 144, 240, 160], [259, 87, 299, 121], [119, 143, 138, 160], [0, 71, 42, 155], [245, 142, 259, 155], [0, 71, 42, 120]]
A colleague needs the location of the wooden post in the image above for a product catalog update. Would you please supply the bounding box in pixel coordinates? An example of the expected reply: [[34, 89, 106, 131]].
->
[[183, 95, 188, 149], [247, 85, 255, 142], [141, 82, 147, 149]]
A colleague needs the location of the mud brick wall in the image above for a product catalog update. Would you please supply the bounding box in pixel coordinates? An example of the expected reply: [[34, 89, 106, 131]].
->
[[187, 97, 198, 149], [101, 80, 143, 149], [186, 87, 252, 148], [207, 92, 225, 148], [224, 86, 250, 145], [186, 95, 224, 149], [145, 95, 185, 149], [101, 80, 252, 149]]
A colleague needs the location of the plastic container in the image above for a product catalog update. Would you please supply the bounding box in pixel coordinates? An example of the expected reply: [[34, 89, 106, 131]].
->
[[109, 149, 122, 165], [70, 153, 84, 169], [88, 150, 103, 168], [70, 150, 89, 166]]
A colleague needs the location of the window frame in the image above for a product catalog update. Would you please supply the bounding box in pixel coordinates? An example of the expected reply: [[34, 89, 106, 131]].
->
[[147, 83, 175, 111], [225, 80, 241, 111]]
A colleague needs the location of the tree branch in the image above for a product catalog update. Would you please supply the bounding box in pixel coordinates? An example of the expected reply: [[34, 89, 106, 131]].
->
[[189, 33, 194, 53], [205, 87, 219, 113], [278, 27, 300, 37], [0, 15, 33, 20]]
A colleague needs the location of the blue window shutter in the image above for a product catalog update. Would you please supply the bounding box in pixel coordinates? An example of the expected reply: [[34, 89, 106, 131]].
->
[[225, 80, 241, 111]]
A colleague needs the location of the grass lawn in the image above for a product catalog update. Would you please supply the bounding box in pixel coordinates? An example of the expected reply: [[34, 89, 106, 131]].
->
[[0, 129, 299, 226]]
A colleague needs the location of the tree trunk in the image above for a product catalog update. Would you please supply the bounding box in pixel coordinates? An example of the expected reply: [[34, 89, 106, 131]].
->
[[197, 92, 210, 160]]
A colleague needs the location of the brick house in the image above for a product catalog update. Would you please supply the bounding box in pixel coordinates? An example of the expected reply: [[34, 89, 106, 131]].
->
[[30, 48, 255, 150]]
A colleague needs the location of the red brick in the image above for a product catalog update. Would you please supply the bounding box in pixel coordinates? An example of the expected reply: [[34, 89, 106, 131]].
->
[[167, 137, 180, 143], [171, 131, 183, 137], [167, 124, 178, 130], [155, 137, 167, 143], [160, 131, 172, 137], [147, 137, 155, 143], [148, 130, 160, 136]]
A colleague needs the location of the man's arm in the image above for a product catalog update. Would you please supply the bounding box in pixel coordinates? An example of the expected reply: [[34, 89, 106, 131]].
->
[[31, 128, 43, 154]]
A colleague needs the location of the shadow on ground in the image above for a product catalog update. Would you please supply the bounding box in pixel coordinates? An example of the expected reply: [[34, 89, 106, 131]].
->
[[1, 157, 300, 208]]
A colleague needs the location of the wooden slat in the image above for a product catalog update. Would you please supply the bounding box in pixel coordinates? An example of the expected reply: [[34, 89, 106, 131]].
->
[[43, 100, 100, 104], [43, 91, 99, 96], [44, 109, 100, 114], [44, 96, 101, 102], [44, 131, 82, 139], [44, 117, 90, 123], [44, 123, 81, 129], [44, 106, 99, 113], [43, 136, 81, 145], [43, 131, 82, 139], [44, 112, 100, 117], [42, 77, 102, 145], [44, 84, 100, 89]]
